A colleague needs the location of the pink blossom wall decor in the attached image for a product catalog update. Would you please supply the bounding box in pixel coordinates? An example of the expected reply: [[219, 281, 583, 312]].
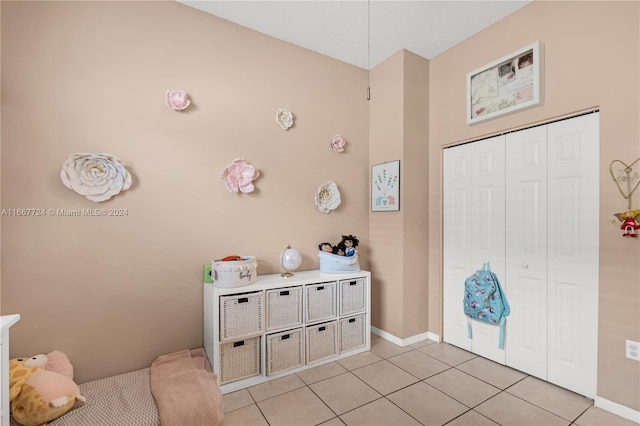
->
[[221, 158, 260, 193], [331, 135, 346, 152], [165, 89, 191, 111]]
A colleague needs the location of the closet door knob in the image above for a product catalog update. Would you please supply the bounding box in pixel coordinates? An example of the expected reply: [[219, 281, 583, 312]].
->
[[521, 264, 529, 269]]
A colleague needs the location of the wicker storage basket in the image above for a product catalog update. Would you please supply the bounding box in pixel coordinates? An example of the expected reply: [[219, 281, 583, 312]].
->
[[305, 282, 337, 323], [266, 328, 305, 376], [220, 292, 264, 341], [306, 321, 337, 364], [219, 336, 260, 384], [266, 287, 303, 331], [339, 278, 367, 315], [212, 256, 258, 288], [339, 314, 366, 354], [318, 251, 360, 274]]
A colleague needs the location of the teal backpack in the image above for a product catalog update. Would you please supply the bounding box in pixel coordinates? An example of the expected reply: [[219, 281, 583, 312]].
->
[[463, 262, 510, 349]]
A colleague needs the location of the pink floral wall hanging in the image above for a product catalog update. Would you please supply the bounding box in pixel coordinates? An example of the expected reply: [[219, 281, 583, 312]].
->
[[165, 89, 191, 111], [221, 158, 260, 193], [331, 135, 346, 152]]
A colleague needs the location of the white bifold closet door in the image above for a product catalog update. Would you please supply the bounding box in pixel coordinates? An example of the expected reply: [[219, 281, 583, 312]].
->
[[443, 135, 506, 364], [504, 124, 549, 379], [443, 112, 599, 398]]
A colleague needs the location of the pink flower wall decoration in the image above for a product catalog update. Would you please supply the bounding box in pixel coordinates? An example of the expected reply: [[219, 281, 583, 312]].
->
[[221, 158, 260, 193], [331, 135, 346, 152], [165, 89, 191, 111]]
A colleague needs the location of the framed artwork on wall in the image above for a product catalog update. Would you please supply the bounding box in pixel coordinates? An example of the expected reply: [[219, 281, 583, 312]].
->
[[371, 160, 400, 212], [467, 41, 543, 125]]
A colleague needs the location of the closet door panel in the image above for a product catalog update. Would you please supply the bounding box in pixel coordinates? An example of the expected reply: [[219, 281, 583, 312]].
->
[[547, 112, 599, 398], [443, 144, 472, 350], [469, 136, 506, 364], [505, 125, 548, 379]]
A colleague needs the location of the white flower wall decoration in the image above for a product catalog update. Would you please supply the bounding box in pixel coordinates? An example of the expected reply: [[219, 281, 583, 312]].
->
[[276, 109, 294, 130], [60, 153, 132, 202], [315, 181, 341, 213]]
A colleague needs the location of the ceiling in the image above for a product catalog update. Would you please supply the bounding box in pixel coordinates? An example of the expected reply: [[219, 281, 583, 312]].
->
[[178, 1, 533, 69]]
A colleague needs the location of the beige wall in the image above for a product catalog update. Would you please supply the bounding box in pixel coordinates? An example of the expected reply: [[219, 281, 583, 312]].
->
[[2, 0, 638, 414], [369, 50, 429, 339], [429, 0, 639, 411], [369, 51, 405, 335], [1, 1, 369, 383]]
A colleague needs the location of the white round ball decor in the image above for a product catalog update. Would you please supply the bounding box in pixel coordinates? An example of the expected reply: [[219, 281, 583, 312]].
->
[[280, 245, 302, 277]]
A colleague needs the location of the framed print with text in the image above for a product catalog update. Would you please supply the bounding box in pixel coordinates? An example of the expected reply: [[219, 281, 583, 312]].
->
[[371, 160, 400, 212]]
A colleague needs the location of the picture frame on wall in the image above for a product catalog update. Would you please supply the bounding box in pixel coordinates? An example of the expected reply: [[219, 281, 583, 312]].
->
[[371, 160, 400, 212], [467, 41, 543, 125]]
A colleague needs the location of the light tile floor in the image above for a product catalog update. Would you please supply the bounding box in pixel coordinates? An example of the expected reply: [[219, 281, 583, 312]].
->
[[221, 335, 637, 426]]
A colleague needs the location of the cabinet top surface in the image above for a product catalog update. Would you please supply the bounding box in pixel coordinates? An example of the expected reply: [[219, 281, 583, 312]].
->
[[0, 314, 20, 333], [205, 269, 370, 294]]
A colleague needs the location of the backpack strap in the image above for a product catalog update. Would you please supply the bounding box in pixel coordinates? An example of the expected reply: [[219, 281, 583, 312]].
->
[[493, 273, 509, 349], [498, 315, 506, 349], [467, 316, 472, 340], [493, 273, 510, 316]]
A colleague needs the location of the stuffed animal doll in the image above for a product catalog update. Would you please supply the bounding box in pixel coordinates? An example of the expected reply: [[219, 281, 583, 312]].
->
[[339, 234, 359, 257], [9, 354, 85, 426], [45, 350, 74, 380], [621, 213, 640, 237]]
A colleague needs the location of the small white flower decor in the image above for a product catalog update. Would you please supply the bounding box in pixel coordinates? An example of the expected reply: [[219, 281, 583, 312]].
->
[[221, 158, 260, 193], [276, 108, 294, 130], [165, 89, 191, 111], [60, 153, 132, 202], [315, 181, 341, 213], [331, 135, 346, 152]]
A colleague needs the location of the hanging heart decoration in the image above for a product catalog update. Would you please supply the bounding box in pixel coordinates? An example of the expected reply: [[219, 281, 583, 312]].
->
[[609, 158, 640, 202]]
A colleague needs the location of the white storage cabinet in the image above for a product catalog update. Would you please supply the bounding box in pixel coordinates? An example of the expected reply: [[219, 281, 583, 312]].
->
[[204, 270, 370, 393], [1, 314, 20, 426]]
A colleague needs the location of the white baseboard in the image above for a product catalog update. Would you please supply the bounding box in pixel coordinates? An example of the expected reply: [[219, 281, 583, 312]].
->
[[595, 396, 640, 424], [371, 326, 440, 347]]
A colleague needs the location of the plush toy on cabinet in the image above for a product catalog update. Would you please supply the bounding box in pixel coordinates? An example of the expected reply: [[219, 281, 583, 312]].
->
[[318, 242, 333, 253], [338, 234, 359, 257]]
